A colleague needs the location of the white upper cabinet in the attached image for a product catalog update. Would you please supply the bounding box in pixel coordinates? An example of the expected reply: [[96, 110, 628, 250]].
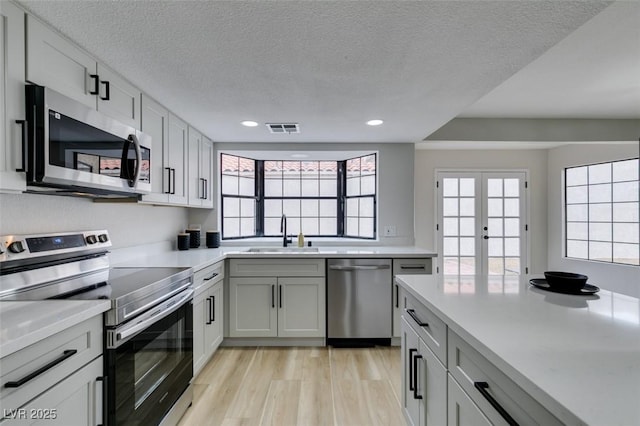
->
[[187, 128, 214, 208], [25, 15, 141, 129], [0, 1, 27, 193], [140, 95, 170, 203], [167, 113, 189, 205]]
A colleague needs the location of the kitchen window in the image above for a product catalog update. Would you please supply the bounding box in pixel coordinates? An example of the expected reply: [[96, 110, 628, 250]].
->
[[565, 158, 639, 265], [220, 153, 377, 240]]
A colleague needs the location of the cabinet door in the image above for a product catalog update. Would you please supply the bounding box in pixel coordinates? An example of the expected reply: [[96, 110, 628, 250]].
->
[[0, 1, 26, 193], [393, 281, 401, 337], [96, 65, 141, 129], [419, 339, 447, 426], [140, 94, 169, 203], [448, 375, 492, 426], [1, 356, 103, 426], [25, 15, 97, 108], [187, 127, 202, 206], [205, 283, 223, 354], [200, 137, 214, 208], [229, 277, 277, 338], [277, 277, 325, 338], [167, 113, 188, 205], [401, 318, 421, 426], [192, 292, 207, 376]]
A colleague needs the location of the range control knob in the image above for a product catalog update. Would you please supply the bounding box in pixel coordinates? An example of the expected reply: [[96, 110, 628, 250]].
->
[[98, 234, 109, 243], [86, 235, 98, 245], [8, 241, 25, 253]]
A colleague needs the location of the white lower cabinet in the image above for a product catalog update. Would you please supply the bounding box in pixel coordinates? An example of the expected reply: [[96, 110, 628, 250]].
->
[[447, 374, 492, 426], [192, 261, 224, 376], [393, 258, 432, 338], [0, 315, 103, 425], [400, 286, 564, 426], [401, 317, 446, 426], [229, 276, 325, 338], [1, 356, 103, 426]]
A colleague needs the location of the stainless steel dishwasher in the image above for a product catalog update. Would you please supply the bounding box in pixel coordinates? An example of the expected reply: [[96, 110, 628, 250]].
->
[[327, 258, 392, 346]]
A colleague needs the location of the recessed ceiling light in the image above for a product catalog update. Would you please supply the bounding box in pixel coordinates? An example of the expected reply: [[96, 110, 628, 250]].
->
[[241, 120, 259, 127], [366, 119, 384, 126]]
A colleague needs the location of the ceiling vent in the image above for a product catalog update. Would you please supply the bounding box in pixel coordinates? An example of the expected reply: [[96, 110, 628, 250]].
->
[[266, 123, 300, 134]]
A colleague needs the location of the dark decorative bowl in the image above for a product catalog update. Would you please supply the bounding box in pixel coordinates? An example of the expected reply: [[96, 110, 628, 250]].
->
[[544, 271, 588, 292]]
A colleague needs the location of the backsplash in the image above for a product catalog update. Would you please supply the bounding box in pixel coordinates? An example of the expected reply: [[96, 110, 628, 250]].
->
[[0, 193, 188, 249]]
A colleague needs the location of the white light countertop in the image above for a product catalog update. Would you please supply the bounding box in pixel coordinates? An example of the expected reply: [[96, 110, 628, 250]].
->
[[0, 300, 111, 358], [395, 274, 640, 426], [111, 244, 436, 270]]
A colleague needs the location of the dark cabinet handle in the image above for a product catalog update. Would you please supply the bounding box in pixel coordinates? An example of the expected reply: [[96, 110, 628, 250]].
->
[[203, 272, 218, 281], [171, 168, 176, 194], [100, 80, 110, 101], [4, 349, 77, 388], [206, 297, 212, 325], [204, 179, 208, 200], [406, 309, 428, 327], [200, 178, 206, 199], [408, 348, 417, 391], [474, 381, 519, 426], [271, 285, 275, 308], [279, 285, 282, 308], [164, 167, 172, 194], [413, 354, 423, 400], [400, 265, 426, 270], [15, 120, 27, 172], [395, 284, 399, 308], [96, 375, 106, 426], [89, 74, 99, 95]]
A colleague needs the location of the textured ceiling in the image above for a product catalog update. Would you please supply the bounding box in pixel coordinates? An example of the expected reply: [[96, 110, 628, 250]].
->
[[461, 1, 640, 119], [18, 1, 614, 143]]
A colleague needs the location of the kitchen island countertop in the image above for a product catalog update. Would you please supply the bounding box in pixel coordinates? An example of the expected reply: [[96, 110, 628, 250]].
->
[[395, 274, 640, 426]]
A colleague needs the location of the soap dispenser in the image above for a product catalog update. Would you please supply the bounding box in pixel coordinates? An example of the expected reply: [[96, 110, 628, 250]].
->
[[297, 232, 305, 247]]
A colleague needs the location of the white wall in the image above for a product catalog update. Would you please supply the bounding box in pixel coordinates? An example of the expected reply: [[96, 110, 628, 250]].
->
[[189, 142, 416, 246], [0, 193, 188, 249], [547, 143, 640, 297], [414, 149, 548, 273]]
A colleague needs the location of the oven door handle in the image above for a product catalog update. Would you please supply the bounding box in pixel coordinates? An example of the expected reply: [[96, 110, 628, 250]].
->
[[111, 289, 193, 348], [121, 279, 191, 322]]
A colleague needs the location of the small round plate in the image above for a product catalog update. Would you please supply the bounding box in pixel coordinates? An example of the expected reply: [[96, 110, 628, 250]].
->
[[529, 278, 599, 295]]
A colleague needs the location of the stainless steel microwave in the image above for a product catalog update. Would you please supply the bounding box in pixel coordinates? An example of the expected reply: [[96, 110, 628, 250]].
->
[[24, 85, 151, 197]]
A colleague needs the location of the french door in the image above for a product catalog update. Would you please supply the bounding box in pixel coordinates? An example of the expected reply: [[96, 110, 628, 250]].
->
[[436, 171, 528, 275]]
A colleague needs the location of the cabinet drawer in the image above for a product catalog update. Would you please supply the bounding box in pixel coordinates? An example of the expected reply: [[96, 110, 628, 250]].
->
[[0, 315, 102, 413], [403, 291, 447, 366], [448, 330, 563, 426], [193, 260, 224, 295], [229, 258, 325, 277], [393, 258, 432, 275]]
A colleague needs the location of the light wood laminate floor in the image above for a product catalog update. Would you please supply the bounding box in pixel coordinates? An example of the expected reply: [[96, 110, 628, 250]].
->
[[178, 346, 403, 426]]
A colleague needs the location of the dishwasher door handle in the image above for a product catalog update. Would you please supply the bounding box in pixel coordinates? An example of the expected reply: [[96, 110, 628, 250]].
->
[[328, 265, 391, 271]]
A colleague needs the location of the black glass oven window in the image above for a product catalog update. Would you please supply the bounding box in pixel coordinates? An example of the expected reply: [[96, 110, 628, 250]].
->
[[48, 110, 150, 183], [108, 304, 192, 426]]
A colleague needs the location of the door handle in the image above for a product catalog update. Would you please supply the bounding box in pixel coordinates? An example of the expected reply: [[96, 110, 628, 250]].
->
[[483, 236, 490, 240], [329, 265, 390, 271], [413, 354, 423, 400], [206, 297, 212, 325], [4, 350, 77, 388], [100, 80, 110, 101], [212, 295, 215, 322], [164, 167, 172, 194], [88, 74, 99, 95], [15, 120, 27, 172], [279, 285, 282, 308], [474, 381, 519, 426], [408, 348, 417, 391], [271, 285, 275, 308]]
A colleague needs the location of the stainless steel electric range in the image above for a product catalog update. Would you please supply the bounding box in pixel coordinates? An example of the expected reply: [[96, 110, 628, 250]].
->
[[0, 230, 194, 426]]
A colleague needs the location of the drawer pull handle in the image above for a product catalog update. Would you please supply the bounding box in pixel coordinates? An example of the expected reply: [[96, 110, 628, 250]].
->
[[406, 309, 429, 327], [408, 348, 417, 391], [203, 272, 219, 281], [413, 354, 423, 400], [4, 349, 78, 388], [400, 265, 426, 270], [474, 381, 519, 426]]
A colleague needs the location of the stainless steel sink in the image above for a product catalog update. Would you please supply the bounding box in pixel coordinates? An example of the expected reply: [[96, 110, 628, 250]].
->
[[246, 247, 319, 253]]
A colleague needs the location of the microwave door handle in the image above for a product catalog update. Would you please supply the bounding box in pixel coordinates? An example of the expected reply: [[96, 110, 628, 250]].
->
[[126, 134, 142, 188]]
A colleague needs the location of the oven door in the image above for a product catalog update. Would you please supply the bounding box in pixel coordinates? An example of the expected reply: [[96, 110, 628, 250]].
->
[[106, 289, 193, 426]]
